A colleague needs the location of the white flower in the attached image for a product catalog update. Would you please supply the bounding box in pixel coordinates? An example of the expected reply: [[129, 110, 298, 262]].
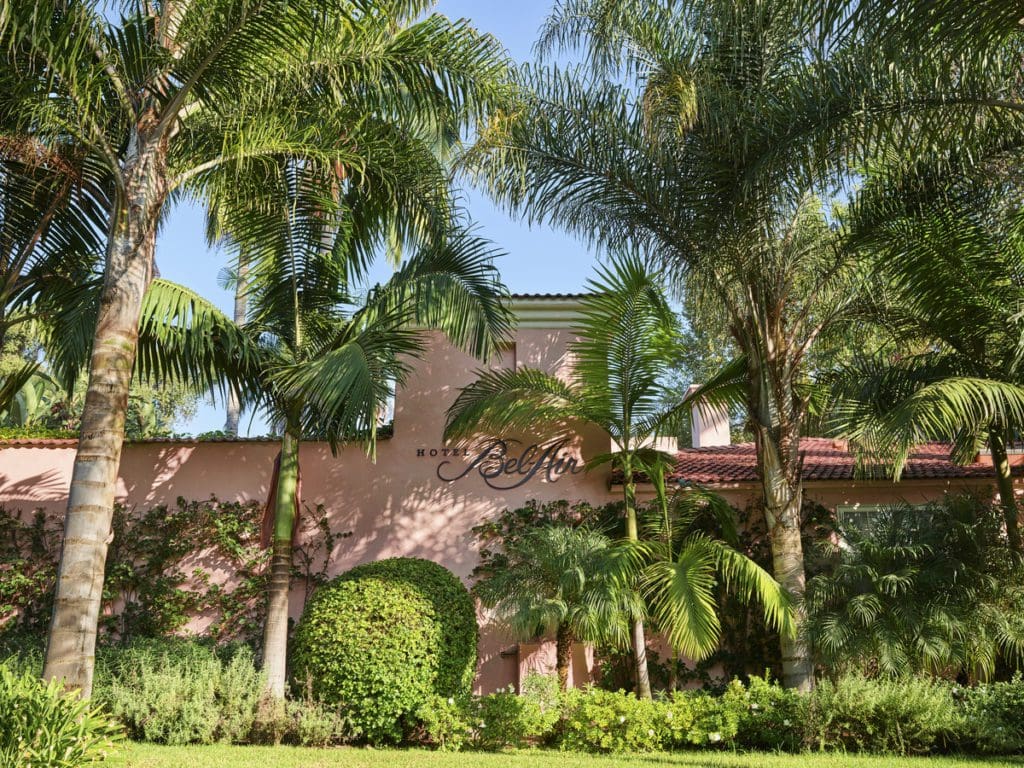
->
[[750, 703, 760, 711], [708, 732, 723, 743], [447, 698, 454, 706], [647, 729, 655, 737], [783, 719, 791, 727], [618, 716, 626, 724], [478, 722, 486, 729], [665, 711, 674, 720]]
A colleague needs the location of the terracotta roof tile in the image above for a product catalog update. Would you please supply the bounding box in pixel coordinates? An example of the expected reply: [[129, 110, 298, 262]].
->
[[668, 437, 1005, 485]]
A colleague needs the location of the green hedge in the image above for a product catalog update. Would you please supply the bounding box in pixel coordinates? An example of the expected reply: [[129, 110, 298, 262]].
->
[[290, 557, 478, 744]]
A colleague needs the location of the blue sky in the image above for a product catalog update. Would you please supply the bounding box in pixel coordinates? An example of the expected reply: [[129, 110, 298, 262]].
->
[[160, 2, 597, 434]]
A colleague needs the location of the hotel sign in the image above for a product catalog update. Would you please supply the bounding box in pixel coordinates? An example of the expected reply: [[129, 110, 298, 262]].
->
[[419, 438, 585, 490]]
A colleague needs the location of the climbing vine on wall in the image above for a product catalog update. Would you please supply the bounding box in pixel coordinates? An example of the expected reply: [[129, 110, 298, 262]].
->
[[0, 497, 346, 646]]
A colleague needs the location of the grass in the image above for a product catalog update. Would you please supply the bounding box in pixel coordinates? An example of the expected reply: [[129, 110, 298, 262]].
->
[[107, 744, 1024, 768]]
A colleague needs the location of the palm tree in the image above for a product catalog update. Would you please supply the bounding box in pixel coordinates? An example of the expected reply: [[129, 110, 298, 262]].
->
[[210, 157, 511, 696], [473, 525, 635, 691], [804, 495, 1024, 681], [0, 143, 108, 411], [1, 0, 510, 696], [633, 464, 794, 671], [462, 0, 896, 690], [829, 159, 1024, 554], [447, 254, 759, 698]]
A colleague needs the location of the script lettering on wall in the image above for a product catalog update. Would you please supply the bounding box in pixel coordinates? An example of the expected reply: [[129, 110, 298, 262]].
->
[[428, 438, 586, 490]]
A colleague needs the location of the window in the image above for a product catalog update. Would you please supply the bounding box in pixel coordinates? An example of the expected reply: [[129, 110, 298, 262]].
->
[[835, 502, 933, 540]]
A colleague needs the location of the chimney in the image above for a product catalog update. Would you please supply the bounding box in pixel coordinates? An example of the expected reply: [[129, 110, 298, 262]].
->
[[687, 385, 731, 449]]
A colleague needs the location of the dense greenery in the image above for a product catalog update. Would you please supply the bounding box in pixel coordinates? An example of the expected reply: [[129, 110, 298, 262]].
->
[[290, 558, 478, 744], [404, 670, 1024, 756], [0, 664, 123, 766], [473, 525, 634, 690], [447, 257, 793, 697], [805, 495, 1024, 681], [0, 498, 341, 645]]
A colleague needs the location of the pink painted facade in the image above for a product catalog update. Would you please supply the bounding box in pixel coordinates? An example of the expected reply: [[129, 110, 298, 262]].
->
[[0, 297, 1010, 692]]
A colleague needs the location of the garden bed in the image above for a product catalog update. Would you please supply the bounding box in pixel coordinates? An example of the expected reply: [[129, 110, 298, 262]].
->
[[109, 745, 1024, 768]]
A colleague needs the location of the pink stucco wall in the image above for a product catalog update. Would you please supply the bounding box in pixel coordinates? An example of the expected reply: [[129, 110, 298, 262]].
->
[[0, 320, 1004, 692]]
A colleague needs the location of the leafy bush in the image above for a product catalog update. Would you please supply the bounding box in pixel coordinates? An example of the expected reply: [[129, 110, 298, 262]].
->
[[557, 688, 669, 753], [418, 674, 562, 753], [417, 695, 473, 751], [806, 495, 1024, 680], [94, 638, 263, 745], [957, 675, 1024, 754], [667, 688, 742, 748], [290, 557, 478, 744], [807, 674, 958, 754], [0, 664, 123, 766], [732, 674, 806, 752], [250, 693, 354, 747], [472, 680, 561, 751]]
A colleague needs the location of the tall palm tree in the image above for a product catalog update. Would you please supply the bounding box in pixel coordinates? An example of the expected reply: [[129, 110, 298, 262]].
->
[[211, 157, 511, 696], [1, 0, 510, 697], [473, 525, 635, 691], [830, 159, 1024, 554], [448, 255, 720, 698], [463, 0, 895, 690], [0, 144, 108, 410]]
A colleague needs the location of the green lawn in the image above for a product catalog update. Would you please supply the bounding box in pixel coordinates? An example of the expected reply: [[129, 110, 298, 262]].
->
[[107, 744, 1024, 768]]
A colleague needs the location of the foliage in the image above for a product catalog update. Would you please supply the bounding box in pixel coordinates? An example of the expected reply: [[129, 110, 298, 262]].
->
[[0, 664, 123, 766], [417, 695, 474, 752], [806, 675, 959, 755], [472, 676, 561, 751], [731, 674, 807, 752], [804, 495, 1024, 680], [473, 525, 635, 680], [830, 160, 1024, 516], [0, 328, 201, 438], [249, 691, 354, 748], [290, 558, 478, 744], [557, 688, 670, 753], [0, 498, 340, 644], [470, 499, 617, 581], [94, 639, 264, 746], [957, 675, 1024, 754]]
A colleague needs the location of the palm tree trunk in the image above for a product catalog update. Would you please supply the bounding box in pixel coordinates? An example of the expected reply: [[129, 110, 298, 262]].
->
[[758, 430, 814, 692], [43, 139, 165, 697], [988, 429, 1022, 554], [223, 259, 248, 436], [555, 623, 574, 692], [263, 420, 301, 698], [623, 465, 653, 699]]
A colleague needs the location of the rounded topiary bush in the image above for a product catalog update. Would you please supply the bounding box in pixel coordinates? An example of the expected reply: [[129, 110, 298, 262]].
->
[[290, 557, 477, 744]]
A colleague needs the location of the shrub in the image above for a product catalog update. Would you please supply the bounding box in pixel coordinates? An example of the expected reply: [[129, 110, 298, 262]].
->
[[94, 638, 263, 745], [0, 664, 123, 766], [417, 695, 473, 751], [807, 674, 958, 754], [958, 675, 1024, 754], [290, 557, 478, 744], [731, 674, 806, 752], [666, 688, 742, 748], [557, 688, 669, 753], [472, 681, 561, 751], [250, 694, 354, 747]]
